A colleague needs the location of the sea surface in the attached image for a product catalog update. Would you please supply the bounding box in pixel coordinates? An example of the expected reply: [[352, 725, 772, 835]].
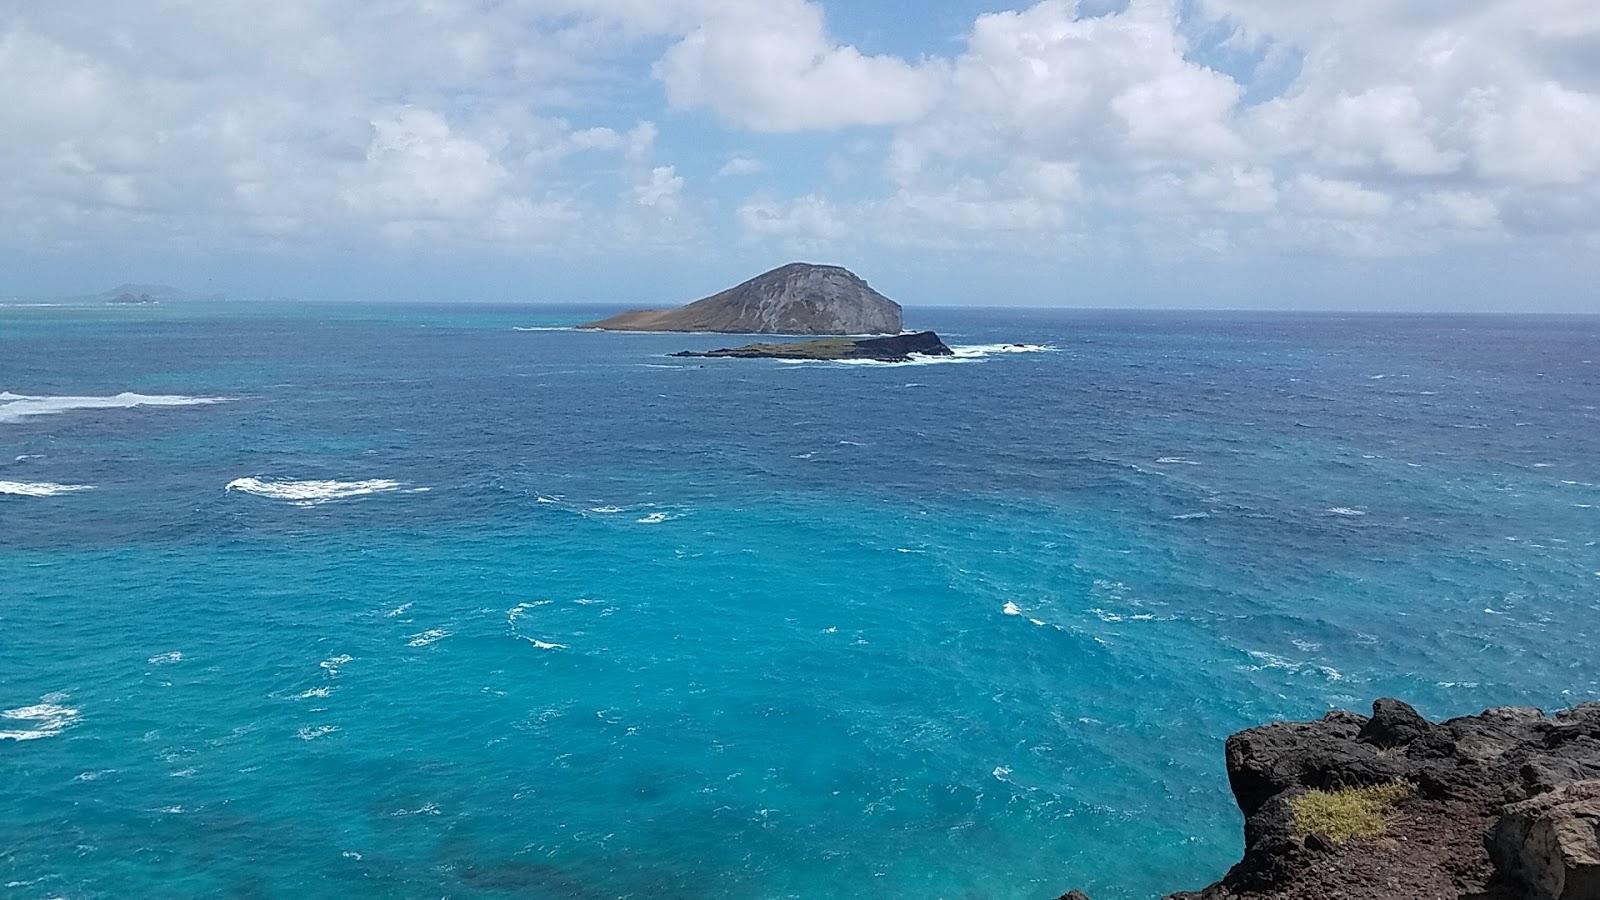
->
[[2, 302, 1598, 899]]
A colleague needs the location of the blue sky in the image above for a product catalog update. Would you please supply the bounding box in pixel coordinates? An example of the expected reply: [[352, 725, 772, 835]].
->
[[2, 0, 1598, 310]]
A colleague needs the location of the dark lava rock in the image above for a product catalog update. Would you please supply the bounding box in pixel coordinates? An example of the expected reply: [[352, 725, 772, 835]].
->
[[583, 262, 902, 335], [670, 330, 953, 363], [1061, 699, 1600, 900]]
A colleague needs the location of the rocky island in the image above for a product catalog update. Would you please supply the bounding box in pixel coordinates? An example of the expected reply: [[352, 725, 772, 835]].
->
[[583, 262, 902, 335], [1064, 699, 1600, 900], [671, 330, 952, 363]]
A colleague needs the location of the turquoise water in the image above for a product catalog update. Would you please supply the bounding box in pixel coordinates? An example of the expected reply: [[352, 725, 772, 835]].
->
[[3, 303, 1598, 898]]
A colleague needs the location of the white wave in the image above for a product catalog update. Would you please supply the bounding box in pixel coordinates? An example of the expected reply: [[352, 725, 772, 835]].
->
[[0, 391, 227, 424], [636, 511, 674, 524], [385, 602, 413, 618], [992, 765, 1013, 780], [1, 697, 81, 741], [951, 343, 1056, 357], [506, 600, 553, 626], [296, 725, 339, 741], [1154, 456, 1200, 465], [297, 686, 333, 699], [1325, 507, 1368, 517], [0, 480, 94, 497], [226, 477, 425, 506], [407, 628, 450, 648], [319, 654, 353, 676], [1170, 512, 1210, 520], [512, 326, 574, 331], [147, 651, 183, 666], [777, 342, 1056, 368], [588, 505, 623, 514], [1002, 601, 1022, 616], [522, 637, 568, 650]]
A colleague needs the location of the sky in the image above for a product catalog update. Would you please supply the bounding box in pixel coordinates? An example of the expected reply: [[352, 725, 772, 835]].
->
[[2, 0, 1599, 311]]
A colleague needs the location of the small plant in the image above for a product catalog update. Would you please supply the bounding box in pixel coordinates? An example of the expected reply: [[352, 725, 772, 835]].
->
[[1289, 781, 1412, 844]]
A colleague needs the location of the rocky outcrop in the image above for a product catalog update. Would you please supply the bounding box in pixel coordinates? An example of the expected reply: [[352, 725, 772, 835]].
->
[[670, 331, 951, 362], [1062, 700, 1600, 900], [583, 263, 902, 335], [1491, 781, 1600, 900]]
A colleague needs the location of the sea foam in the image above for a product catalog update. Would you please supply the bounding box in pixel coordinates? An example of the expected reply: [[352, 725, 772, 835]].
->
[[0, 391, 226, 424], [226, 477, 425, 506], [0, 481, 95, 497], [1, 695, 81, 742]]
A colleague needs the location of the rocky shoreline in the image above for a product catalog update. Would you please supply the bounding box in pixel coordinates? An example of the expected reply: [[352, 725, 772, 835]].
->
[[670, 330, 953, 362], [1065, 700, 1600, 899]]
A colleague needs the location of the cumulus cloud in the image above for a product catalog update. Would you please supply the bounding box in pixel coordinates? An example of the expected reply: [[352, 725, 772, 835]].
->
[[2, 0, 1597, 288], [653, 0, 940, 131]]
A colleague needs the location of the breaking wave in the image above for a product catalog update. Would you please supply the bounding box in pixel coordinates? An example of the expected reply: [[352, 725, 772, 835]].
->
[[226, 477, 427, 506], [0, 481, 95, 497], [1, 694, 80, 741], [0, 391, 226, 424]]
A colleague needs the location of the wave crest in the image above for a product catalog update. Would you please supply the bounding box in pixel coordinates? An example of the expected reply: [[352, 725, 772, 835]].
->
[[1, 696, 81, 741], [0, 480, 95, 497], [0, 391, 227, 424], [226, 477, 426, 506]]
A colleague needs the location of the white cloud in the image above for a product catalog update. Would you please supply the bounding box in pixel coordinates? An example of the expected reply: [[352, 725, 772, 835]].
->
[[653, 0, 940, 131], [717, 156, 768, 177]]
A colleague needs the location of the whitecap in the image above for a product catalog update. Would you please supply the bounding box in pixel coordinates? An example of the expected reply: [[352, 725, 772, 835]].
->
[[0, 480, 95, 497], [407, 628, 450, 648], [147, 651, 183, 666], [1170, 512, 1210, 521], [385, 602, 413, 618], [0, 391, 227, 424], [296, 725, 339, 741], [1326, 507, 1368, 517], [1002, 601, 1022, 616], [226, 477, 424, 506], [1, 697, 81, 741], [588, 505, 623, 513], [297, 687, 333, 699], [1154, 457, 1199, 465], [992, 765, 1013, 780], [506, 600, 552, 626], [512, 326, 574, 332], [319, 654, 353, 676], [636, 511, 674, 524], [522, 637, 568, 650]]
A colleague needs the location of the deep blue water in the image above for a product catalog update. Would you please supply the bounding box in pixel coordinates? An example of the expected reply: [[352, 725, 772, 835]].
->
[[2, 302, 1598, 898]]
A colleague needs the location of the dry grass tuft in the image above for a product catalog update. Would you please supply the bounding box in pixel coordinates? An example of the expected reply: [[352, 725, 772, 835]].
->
[[1289, 782, 1413, 843]]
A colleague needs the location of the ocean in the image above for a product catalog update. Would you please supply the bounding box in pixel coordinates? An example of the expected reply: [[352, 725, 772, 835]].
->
[[2, 302, 1598, 898]]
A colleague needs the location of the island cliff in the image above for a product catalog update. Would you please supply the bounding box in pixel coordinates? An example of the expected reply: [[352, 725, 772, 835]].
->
[[583, 263, 902, 335], [1065, 700, 1600, 900]]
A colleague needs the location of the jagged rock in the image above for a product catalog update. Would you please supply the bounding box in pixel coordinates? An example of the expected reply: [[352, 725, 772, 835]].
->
[[1490, 780, 1600, 900], [582, 263, 903, 335], [1060, 699, 1600, 899], [1359, 698, 1435, 748], [670, 331, 952, 363]]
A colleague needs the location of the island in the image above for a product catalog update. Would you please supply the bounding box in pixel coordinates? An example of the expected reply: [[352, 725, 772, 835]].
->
[[1063, 699, 1600, 900], [670, 331, 952, 363], [582, 262, 902, 335]]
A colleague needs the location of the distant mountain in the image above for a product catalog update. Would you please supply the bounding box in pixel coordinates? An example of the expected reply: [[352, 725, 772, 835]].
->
[[582, 263, 902, 335], [95, 283, 222, 303]]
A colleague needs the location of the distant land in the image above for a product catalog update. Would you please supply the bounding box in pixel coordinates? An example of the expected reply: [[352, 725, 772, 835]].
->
[[671, 331, 952, 363], [93, 283, 222, 304], [0, 284, 224, 305], [582, 263, 902, 335]]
